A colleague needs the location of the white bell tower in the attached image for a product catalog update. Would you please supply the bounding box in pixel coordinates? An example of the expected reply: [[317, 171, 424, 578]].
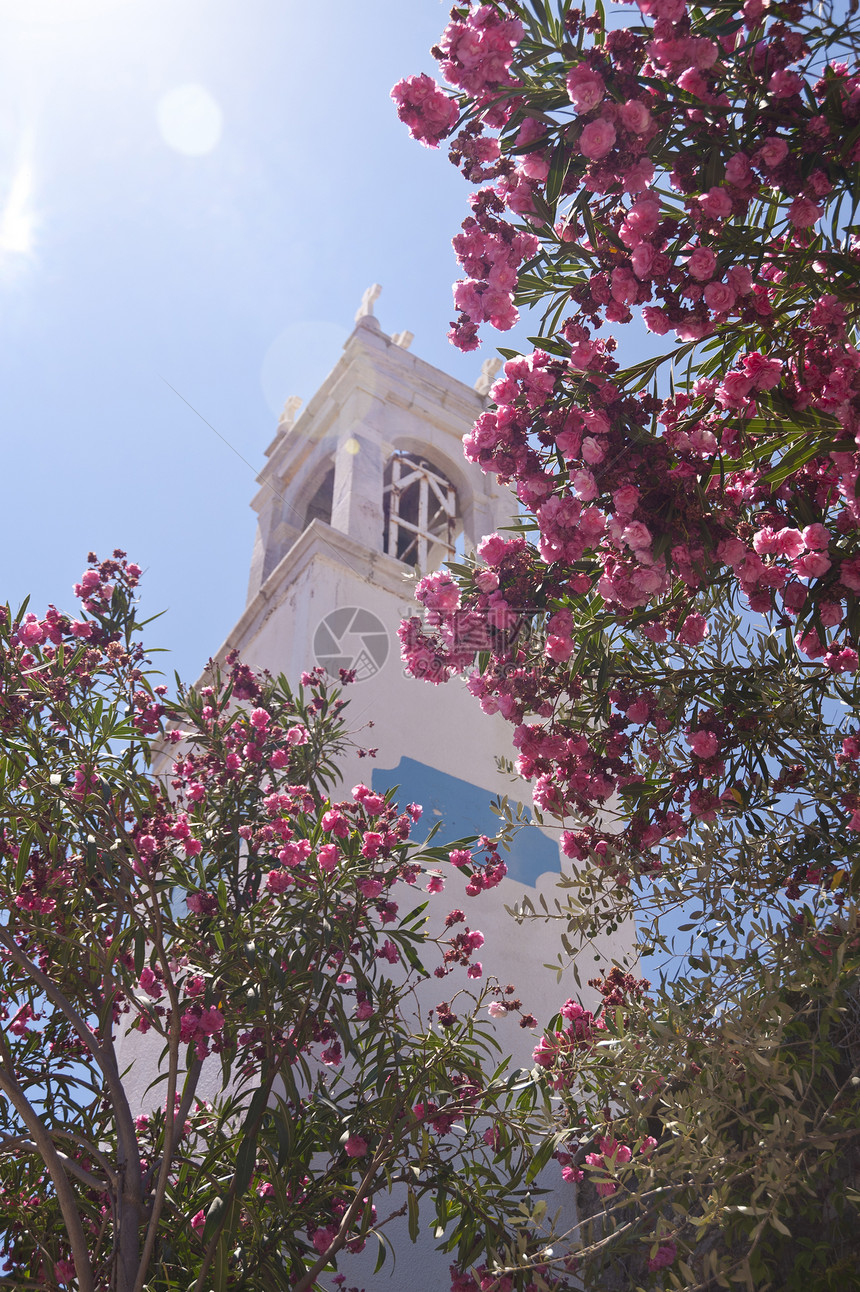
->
[[219, 285, 632, 950], [209, 290, 634, 1288], [223, 291, 568, 883]]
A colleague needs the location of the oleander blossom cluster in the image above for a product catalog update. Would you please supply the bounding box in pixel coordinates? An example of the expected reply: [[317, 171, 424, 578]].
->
[[393, 4, 860, 1289], [395, 0, 860, 878], [1, 554, 538, 1289]]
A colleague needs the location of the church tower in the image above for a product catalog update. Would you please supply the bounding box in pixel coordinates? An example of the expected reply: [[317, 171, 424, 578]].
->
[[204, 291, 633, 1289], [219, 288, 565, 891]]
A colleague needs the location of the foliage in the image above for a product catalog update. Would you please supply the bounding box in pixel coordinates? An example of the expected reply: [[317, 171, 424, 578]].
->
[[394, 0, 860, 1287], [0, 553, 549, 1292]]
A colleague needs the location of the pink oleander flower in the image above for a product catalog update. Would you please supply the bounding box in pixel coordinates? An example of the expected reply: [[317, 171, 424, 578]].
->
[[199, 1006, 224, 1035], [626, 697, 650, 724], [687, 245, 717, 281], [794, 551, 831, 579], [825, 645, 858, 673], [475, 568, 499, 592], [796, 629, 826, 659], [190, 1210, 205, 1232], [566, 65, 605, 113], [619, 97, 651, 133], [789, 195, 823, 227], [582, 435, 605, 464], [819, 601, 843, 628], [802, 523, 831, 550], [312, 1224, 337, 1254], [322, 808, 349, 837], [728, 264, 753, 295], [584, 1152, 618, 1196], [579, 119, 616, 160], [686, 729, 719, 759], [477, 532, 518, 564], [266, 869, 294, 894], [532, 1037, 556, 1067], [417, 570, 461, 612], [139, 966, 163, 999], [357, 877, 385, 899], [314, 842, 338, 874], [186, 890, 215, 915], [642, 306, 671, 334], [630, 242, 656, 279], [391, 73, 458, 148], [448, 847, 472, 866], [699, 186, 733, 220], [622, 157, 654, 192], [360, 832, 384, 860], [758, 135, 788, 167], [742, 351, 782, 390], [648, 1241, 677, 1271], [675, 613, 709, 646], [18, 616, 44, 646], [354, 786, 385, 813], [769, 68, 802, 98], [546, 633, 574, 662], [344, 1134, 368, 1157], [704, 280, 736, 313]]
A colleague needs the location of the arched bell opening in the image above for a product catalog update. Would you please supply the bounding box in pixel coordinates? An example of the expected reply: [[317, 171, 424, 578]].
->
[[382, 451, 460, 572], [303, 465, 335, 531]]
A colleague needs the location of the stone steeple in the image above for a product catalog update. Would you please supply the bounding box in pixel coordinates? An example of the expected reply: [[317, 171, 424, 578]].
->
[[246, 289, 511, 603]]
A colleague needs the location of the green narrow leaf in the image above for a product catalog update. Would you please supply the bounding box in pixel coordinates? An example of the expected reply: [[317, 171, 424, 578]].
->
[[525, 1135, 556, 1183], [202, 1195, 227, 1245], [211, 1238, 227, 1292], [407, 1186, 420, 1242], [545, 140, 572, 206], [234, 1128, 259, 1200], [13, 830, 33, 892]]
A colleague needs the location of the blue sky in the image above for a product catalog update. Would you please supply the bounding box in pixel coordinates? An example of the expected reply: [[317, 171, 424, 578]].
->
[[0, 0, 536, 685]]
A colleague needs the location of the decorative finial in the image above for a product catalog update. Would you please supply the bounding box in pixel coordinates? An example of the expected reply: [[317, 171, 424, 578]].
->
[[391, 330, 414, 350], [278, 395, 303, 429], [474, 357, 502, 396], [355, 283, 382, 323]]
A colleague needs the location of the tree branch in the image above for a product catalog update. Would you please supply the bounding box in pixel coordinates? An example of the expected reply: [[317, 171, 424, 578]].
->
[[0, 1040, 95, 1292]]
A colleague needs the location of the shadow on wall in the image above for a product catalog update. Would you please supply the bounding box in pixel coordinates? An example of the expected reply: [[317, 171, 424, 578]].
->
[[372, 757, 558, 887]]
